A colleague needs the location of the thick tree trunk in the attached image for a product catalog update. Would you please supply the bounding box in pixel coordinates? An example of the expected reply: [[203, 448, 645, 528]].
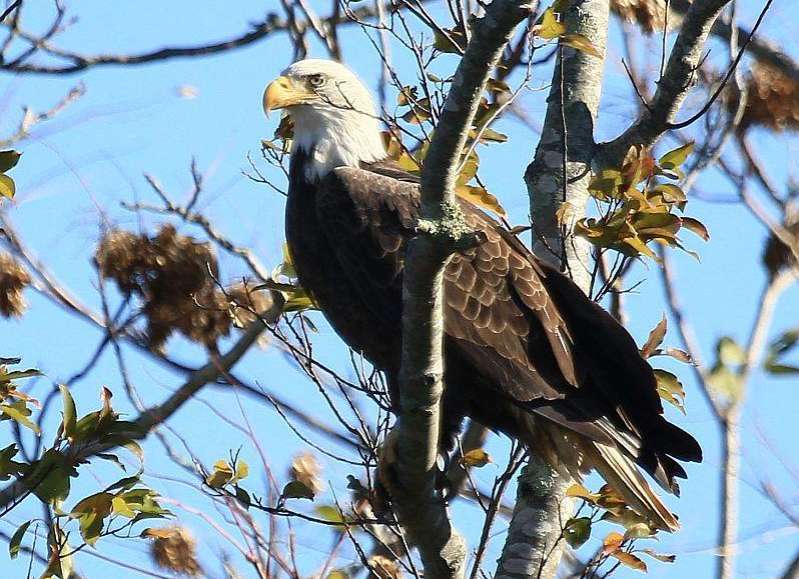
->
[[496, 2, 610, 578]]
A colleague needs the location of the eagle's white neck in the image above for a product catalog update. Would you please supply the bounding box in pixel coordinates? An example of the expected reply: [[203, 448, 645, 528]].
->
[[290, 105, 386, 181]]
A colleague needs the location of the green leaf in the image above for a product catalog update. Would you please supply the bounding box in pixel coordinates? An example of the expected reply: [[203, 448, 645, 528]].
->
[[717, 337, 746, 366], [235, 486, 251, 509], [707, 364, 743, 402], [70, 492, 113, 545], [563, 516, 592, 548], [282, 480, 315, 501], [1, 402, 40, 434], [1, 369, 42, 382], [42, 526, 72, 579], [104, 475, 141, 493], [59, 385, 76, 440], [315, 505, 347, 527], [764, 329, 799, 375], [28, 449, 73, 507], [658, 142, 694, 170], [9, 520, 31, 559], [433, 29, 465, 54], [0, 150, 21, 172], [0, 443, 23, 481], [0, 174, 15, 199], [653, 369, 686, 413], [95, 453, 127, 471], [650, 183, 687, 205]]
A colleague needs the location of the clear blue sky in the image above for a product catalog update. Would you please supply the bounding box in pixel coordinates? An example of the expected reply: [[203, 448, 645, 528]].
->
[[1, 1, 797, 578]]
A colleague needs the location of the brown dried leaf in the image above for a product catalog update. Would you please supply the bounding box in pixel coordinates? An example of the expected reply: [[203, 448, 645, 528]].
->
[[640, 316, 667, 358]]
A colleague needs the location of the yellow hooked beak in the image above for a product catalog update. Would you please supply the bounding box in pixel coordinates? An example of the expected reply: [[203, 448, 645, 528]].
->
[[263, 75, 315, 115]]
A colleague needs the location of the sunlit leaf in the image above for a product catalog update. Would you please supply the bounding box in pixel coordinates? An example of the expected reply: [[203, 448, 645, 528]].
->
[[611, 551, 648, 572], [111, 495, 137, 518], [653, 369, 686, 413], [680, 217, 710, 241], [641, 549, 676, 563], [206, 460, 234, 488], [59, 385, 76, 440], [460, 448, 491, 468], [717, 337, 746, 366], [1, 402, 40, 434], [561, 33, 602, 57], [315, 505, 348, 528], [658, 142, 694, 170], [534, 8, 566, 39], [456, 184, 507, 218], [0, 174, 15, 199], [565, 483, 600, 504], [640, 316, 667, 358], [602, 531, 624, 555]]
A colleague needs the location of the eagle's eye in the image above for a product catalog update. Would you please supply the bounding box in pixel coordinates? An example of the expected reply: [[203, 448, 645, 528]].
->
[[308, 74, 325, 88]]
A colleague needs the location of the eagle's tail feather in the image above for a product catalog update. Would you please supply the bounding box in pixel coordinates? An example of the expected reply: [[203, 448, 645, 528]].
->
[[583, 442, 679, 532]]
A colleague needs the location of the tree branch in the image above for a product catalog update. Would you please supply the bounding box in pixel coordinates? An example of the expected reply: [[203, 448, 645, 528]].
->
[[597, 0, 736, 167], [0, 306, 279, 511], [391, 2, 535, 578], [0, 4, 389, 75], [500, 3, 610, 577]]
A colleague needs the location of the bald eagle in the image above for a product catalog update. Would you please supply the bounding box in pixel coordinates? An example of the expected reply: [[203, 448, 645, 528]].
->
[[263, 59, 701, 531]]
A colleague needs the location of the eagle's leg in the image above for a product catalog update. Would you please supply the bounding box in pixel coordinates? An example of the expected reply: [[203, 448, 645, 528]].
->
[[375, 374, 462, 507]]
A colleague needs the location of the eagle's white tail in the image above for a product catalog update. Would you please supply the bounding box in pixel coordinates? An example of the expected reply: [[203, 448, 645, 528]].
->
[[583, 442, 679, 532]]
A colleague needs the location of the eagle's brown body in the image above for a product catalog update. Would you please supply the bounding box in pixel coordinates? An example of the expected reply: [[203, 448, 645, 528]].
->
[[286, 148, 702, 530]]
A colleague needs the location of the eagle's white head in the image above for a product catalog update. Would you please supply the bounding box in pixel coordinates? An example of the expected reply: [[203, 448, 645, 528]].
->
[[263, 59, 387, 180]]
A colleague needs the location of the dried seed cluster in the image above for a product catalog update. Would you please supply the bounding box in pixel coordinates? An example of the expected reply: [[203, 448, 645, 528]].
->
[[611, 0, 668, 33], [763, 210, 799, 278], [150, 526, 202, 577], [95, 225, 272, 349], [289, 451, 325, 496], [0, 252, 30, 318], [737, 64, 799, 132]]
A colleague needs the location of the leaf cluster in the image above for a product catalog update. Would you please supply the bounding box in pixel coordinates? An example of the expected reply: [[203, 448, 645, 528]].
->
[[564, 483, 676, 575], [574, 144, 709, 261]]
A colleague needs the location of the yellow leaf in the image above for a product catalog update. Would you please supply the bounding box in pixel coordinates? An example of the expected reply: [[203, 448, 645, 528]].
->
[[460, 448, 491, 468], [111, 495, 136, 518], [565, 483, 600, 504], [534, 8, 566, 39], [456, 184, 507, 218], [561, 33, 602, 57], [236, 460, 249, 480], [602, 531, 625, 555], [0, 175, 15, 199], [206, 460, 234, 488]]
